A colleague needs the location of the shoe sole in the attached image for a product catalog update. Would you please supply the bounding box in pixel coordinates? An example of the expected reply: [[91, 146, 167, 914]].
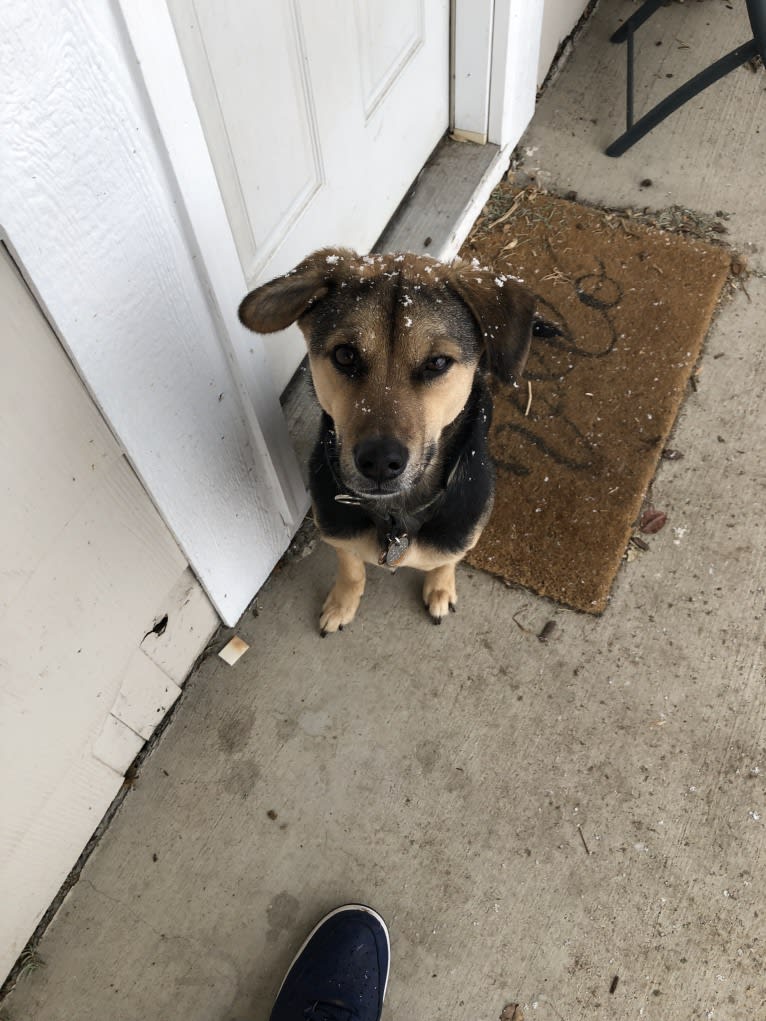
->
[[275, 902, 391, 1005]]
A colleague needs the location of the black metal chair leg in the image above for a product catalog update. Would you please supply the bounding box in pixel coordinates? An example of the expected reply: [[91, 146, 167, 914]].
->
[[606, 38, 759, 157], [610, 0, 667, 44]]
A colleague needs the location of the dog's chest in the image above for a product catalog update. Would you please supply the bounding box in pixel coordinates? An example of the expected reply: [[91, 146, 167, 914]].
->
[[325, 528, 459, 573]]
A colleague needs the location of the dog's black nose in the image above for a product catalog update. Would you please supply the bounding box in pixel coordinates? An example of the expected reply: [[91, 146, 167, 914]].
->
[[354, 437, 409, 483]]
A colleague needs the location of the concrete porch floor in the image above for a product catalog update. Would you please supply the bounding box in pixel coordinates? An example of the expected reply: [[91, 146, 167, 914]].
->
[[5, 1, 765, 1019]]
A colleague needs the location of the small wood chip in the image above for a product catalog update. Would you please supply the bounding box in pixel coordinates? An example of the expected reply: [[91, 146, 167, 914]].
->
[[500, 1005, 524, 1021], [610, 975, 620, 994], [218, 636, 250, 666]]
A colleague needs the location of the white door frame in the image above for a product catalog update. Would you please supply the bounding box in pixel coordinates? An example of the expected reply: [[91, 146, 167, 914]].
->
[[451, 0, 544, 147]]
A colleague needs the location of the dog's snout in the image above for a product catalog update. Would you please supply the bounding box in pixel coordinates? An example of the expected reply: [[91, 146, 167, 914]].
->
[[354, 436, 409, 484]]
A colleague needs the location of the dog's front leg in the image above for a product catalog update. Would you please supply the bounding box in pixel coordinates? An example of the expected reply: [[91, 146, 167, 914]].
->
[[422, 562, 458, 624], [320, 547, 366, 636]]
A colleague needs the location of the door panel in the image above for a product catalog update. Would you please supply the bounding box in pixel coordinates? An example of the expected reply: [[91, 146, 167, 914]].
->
[[168, 0, 450, 392], [177, 1, 325, 279], [356, 0, 423, 116]]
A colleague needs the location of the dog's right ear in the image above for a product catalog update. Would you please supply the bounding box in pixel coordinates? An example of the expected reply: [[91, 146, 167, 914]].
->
[[447, 262, 537, 386], [238, 248, 354, 333]]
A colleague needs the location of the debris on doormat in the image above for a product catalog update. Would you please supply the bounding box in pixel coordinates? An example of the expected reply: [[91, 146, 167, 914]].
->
[[218, 636, 250, 666], [462, 185, 731, 612]]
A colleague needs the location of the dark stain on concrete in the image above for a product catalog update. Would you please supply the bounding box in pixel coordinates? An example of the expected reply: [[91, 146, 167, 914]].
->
[[415, 740, 440, 775], [265, 891, 300, 944], [223, 759, 261, 799], [217, 709, 256, 754]]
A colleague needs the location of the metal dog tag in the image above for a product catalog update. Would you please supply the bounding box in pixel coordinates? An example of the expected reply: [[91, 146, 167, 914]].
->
[[381, 533, 409, 567]]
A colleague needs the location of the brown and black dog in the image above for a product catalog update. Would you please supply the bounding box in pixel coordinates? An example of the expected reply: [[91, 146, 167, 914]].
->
[[239, 248, 537, 634]]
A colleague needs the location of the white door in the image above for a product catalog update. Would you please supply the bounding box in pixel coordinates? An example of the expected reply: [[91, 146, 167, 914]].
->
[[0, 247, 218, 982], [167, 0, 450, 392]]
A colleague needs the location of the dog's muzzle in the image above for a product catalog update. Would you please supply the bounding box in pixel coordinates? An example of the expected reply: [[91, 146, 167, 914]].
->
[[352, 436, 409, 487]]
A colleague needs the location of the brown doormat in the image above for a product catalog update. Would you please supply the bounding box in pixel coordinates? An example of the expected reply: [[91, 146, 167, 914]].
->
[[462, 187, 733, 613]]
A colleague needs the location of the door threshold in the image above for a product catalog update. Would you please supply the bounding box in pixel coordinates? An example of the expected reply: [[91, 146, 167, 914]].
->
[[282, 136, 512, 474], [374, 135, 507, 260]]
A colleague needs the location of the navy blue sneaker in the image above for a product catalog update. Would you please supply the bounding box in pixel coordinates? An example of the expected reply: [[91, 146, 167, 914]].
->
[[269, 904, 390, 1021]]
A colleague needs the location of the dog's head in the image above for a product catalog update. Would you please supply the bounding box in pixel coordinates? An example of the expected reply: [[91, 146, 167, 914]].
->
[[239, 248, 535, 497]]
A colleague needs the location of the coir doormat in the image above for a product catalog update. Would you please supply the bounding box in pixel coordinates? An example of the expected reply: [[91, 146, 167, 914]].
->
[[462, 187, 733, 613]]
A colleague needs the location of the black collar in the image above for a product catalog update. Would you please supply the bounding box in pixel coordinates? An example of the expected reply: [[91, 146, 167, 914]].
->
[[323, 433, 462, 566]]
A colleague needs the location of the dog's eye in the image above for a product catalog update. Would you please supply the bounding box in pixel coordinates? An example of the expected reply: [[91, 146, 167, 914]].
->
[[332, 345, 357, 369], [421, 355, 453, 379]]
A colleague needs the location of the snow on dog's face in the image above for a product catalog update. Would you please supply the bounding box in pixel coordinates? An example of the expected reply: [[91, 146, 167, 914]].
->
[[239, 248, 535, 497]]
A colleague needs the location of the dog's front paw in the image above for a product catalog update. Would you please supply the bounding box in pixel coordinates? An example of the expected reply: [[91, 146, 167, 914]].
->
[[422, 565, 458, 625], [319, 583, 363, 636]]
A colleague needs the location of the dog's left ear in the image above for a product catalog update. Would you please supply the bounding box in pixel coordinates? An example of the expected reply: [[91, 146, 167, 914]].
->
[[448, 264, 536, 385]]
